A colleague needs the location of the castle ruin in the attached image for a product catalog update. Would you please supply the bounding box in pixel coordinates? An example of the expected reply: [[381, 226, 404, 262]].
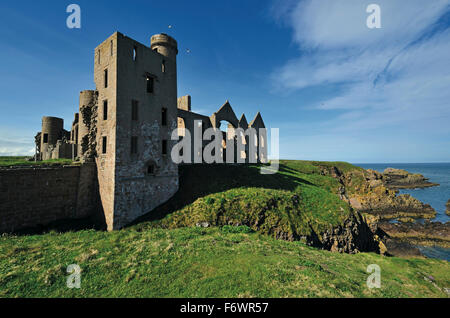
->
[[33, 32, 266, 231]]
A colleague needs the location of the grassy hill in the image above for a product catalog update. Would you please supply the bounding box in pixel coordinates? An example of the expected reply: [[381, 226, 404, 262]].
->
[[0, 160, 449, 297], [1, 227, 448, 297], [132, 161, 364, 243]]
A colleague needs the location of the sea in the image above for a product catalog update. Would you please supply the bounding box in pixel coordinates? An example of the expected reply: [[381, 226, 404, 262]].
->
[[355, 163, 450, 261]]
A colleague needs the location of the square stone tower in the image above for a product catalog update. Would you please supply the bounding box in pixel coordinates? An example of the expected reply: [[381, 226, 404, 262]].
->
[[94, 32, 179, 230]]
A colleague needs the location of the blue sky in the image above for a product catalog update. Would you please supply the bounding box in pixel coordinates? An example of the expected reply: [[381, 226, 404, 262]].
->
[[0, 0, 449, 163]]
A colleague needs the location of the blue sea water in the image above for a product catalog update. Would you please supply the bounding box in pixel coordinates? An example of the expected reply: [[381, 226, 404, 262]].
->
[[355, 163, 450, 261]]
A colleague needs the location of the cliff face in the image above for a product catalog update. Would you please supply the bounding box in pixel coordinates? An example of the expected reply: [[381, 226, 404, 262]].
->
[[317, 212, 385, 254], [317, 165, 436, 220], [316, 163, 450, 255]]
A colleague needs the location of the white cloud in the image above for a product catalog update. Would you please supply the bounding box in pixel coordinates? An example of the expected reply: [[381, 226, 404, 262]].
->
[[271, 0, 450, 161], [284, 0, 449, 49], [0, 140, 34, 156], [0, 128, 36, 156]]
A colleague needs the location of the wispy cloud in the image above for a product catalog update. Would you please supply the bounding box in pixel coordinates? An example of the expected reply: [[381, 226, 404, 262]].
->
[[0, 139, 34, 156], [271, 0, 450, 161], [0, 128, 35, 156]]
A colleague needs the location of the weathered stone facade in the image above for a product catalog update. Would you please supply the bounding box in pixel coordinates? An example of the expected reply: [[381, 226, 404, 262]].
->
[[30, 32, 266, 231], [0, 164, 99, 233]]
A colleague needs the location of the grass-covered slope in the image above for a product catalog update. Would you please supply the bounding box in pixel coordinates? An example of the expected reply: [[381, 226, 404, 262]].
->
[[1, 227, 448, 297], [132, 161, 360, 241], [1, 160, 448, 297]]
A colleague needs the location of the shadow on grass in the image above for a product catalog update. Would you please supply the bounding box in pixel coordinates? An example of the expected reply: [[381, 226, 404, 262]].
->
[[130, 163, 314, 226], [6, 163, 314, 235], [6, 216, 105, 236]]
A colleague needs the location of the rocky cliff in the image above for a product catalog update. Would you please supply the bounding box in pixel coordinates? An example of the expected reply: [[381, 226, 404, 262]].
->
[[316, 164, 450, 256], [317, 165, 436, 220]]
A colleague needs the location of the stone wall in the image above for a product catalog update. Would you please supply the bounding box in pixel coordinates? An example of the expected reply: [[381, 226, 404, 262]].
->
[[0, 163, 99, 233]]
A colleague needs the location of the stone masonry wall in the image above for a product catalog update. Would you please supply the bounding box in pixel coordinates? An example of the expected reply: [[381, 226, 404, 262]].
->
[[0, 164, 98, 233]]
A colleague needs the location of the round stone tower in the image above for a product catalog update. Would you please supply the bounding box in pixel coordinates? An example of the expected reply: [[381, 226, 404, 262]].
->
[[150, 33, 178, 60], [41, 116, 63, 151], [78, 90, 97, 158]]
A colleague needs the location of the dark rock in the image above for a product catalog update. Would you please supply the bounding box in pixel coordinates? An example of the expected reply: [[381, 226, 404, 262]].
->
[[379, 221, 450, 248], [384, 239, 423, 258], [316, 212, 381, 254]]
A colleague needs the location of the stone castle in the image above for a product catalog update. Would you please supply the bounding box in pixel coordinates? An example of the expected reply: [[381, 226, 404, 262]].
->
[[33, 32, 266, 231]]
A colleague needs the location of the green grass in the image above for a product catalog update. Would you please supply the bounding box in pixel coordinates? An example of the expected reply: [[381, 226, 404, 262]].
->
[[0, 227, 448, 297], [0, 160, 448, 298], [0, 156, 73, 167], [133, 161, 357, 240]]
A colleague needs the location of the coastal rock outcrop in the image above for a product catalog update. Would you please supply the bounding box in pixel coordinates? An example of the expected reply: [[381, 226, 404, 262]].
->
[[311, 163, 449, 257], [446, 200, 450, 216], [382, 168, 439, 189], [379, 221, 450, 248], [318, 165, 437, 220], [349, 191, 436, 220]]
